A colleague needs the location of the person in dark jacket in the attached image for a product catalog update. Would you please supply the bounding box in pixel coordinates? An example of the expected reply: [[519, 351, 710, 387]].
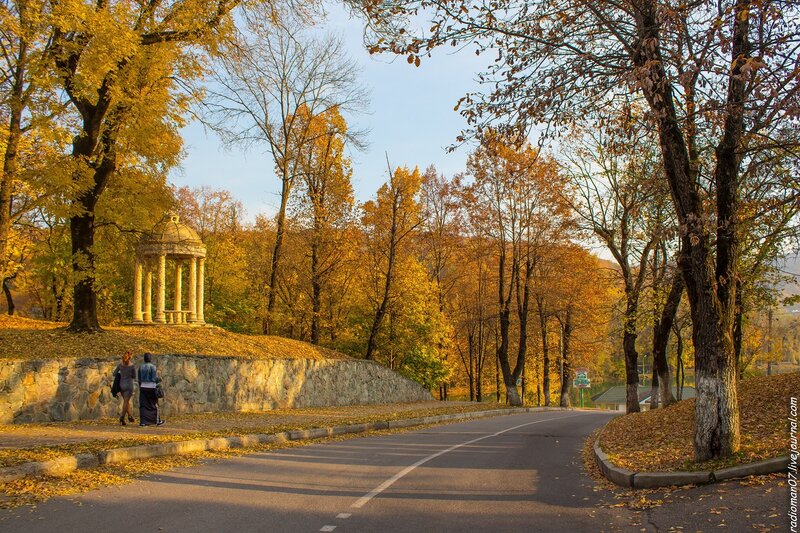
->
[[114, 350, 136, 425], [137, 353, 165, 426]]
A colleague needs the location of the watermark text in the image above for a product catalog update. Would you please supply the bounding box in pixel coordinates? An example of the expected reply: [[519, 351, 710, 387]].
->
[[790, 397, 798, 532]]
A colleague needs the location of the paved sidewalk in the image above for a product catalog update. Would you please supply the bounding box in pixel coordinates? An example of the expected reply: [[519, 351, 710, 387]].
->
[[0, 401, 486, 453]]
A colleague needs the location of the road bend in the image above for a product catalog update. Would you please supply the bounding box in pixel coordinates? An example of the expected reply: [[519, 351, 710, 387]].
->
[[0, 410, 645, 532]]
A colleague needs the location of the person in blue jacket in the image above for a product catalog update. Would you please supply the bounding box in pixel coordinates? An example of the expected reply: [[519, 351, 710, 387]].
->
[[137, 353, 165, 426]]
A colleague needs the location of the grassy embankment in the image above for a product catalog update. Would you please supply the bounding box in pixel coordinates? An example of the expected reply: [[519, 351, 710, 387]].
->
[[0, 314, 347, 361]]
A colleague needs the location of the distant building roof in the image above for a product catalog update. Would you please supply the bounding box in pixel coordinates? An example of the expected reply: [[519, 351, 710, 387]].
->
[[641, 386, 696, 402], [592, 385, 696, 404]]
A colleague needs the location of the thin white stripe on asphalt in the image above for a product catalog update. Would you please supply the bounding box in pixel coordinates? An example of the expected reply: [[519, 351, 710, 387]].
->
[[336, 513, 351, 519], [350, 412, 591, 509], [319, 526, 336, 532]]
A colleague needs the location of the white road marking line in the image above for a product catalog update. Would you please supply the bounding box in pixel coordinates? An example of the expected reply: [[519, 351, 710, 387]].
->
[[336, 513, 351, 519], [320, 526, 336, 532], [351, 412, 590, 509]]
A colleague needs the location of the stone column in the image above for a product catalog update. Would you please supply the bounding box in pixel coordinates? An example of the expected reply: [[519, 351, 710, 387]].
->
[[144, 267, 152, 323], [174, 261, 183, 323], [188, 258, 197, 323], [133, 259, 143, 323], [155, 254, 166, 324], [196, 257, 205, 324]]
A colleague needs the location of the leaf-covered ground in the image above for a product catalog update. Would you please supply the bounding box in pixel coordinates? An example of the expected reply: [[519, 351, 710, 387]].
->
[[597, 372, 800, 472], [0, 315, 347, 361]]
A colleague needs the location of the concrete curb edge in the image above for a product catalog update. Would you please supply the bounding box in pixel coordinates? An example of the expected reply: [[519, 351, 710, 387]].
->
[[0, 406, 569, 482], [593, 434, 789, 489]]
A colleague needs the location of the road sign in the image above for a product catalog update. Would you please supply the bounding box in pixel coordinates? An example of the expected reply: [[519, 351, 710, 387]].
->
[[573, 377, 591, 388], [573, 367, 590, 389]]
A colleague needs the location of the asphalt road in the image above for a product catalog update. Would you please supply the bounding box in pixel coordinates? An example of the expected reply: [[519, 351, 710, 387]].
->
[[0, 411, 652, 532]]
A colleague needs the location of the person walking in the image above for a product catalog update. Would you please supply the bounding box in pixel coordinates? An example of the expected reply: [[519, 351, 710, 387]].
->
[[137, 353, 165, 427], [114, 351, 137, 425]]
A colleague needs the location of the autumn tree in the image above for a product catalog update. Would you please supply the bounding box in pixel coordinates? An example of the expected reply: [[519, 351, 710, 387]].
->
[[359, 0, 800, 461], [419, 165, 462, 398], [0, 0, 61, 289], [175, 186, 255, 330], [361, 165, 423, 361], [562, 122, 663, 413], [9, 207, 70, 319], [549, 244, 611, 407], [451, 234, 495, 401], [734, 146, 800, 375], [289, 106, 356, 344], [368, 255, 452, 387], [207, 19, 367, 335], [449, 172, 497, 402], [532, 252, 555, 405], [464, 132, 568, 406], [37, 0, 249, 332], [0, 0, 75, 316], [646, 238, 683, 409]]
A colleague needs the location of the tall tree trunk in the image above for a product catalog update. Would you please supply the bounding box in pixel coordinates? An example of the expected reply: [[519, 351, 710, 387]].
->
[[652, 272, 684, 408], [365, 258, 393, 360], [69, 209, 101, 332], [476, 376, 482, 402], [52, 274, 66, 322], [538, 297, 550, 406], [650, 367, 659, 410], [691, 0, 746, 462], [494, 328, 500, 402], [674, 326, 685, 401], [0, 41, 26, 287], [67, 123, 119, 333], [623, 294, 641, 413], [468, 332, 475, 401], [495, 248, 521, 405], [264, 176, 291, 335], [559, 308, 572, 407], [310, 237, 321, 345], [497, 306, 520, 405], [475, 277, 485, 402], [0, 126, 20, 287], [365, 182, 402, 361], [2, 275, 15, 315], [634, 0, 742, 461], [734, 279, 744, 379], [64, 81, 122, 332], [513, 259, 532, 403]]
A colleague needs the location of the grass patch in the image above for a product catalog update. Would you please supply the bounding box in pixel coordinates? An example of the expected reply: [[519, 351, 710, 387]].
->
[[0, 314, 348, 361], [597, 372, 799, 472], [0, 402, 508, 468]]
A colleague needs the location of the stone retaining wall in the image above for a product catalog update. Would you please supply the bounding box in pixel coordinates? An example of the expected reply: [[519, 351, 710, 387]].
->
[[0, 356, 434, 423]]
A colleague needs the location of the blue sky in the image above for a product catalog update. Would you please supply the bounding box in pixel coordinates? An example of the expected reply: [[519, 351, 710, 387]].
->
[[168, 4, 493, 221]]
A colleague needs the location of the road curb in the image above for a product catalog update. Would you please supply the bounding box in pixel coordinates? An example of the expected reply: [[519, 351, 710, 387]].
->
[[593, 434, 789, 489], [0, 406, 569, 482]]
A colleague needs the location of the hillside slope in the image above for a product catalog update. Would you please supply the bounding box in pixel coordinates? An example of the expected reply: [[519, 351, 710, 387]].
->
[[0, 315, 348, 361]]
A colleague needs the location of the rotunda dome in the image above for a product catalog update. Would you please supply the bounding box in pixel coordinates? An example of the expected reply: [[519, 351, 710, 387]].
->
[[137, 213, 206, 258]]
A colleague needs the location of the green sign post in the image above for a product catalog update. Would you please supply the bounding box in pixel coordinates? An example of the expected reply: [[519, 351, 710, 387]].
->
[[573, 368, 591, 408]]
